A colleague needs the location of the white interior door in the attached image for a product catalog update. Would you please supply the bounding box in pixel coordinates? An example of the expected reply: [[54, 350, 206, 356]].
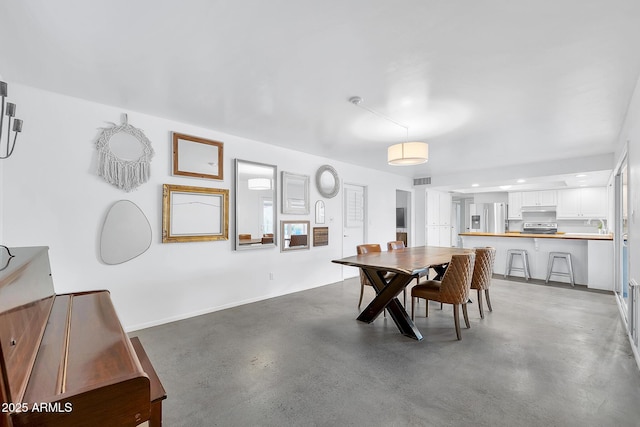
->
[[615, 158, 630, 328], [342, 183, 366, 278]]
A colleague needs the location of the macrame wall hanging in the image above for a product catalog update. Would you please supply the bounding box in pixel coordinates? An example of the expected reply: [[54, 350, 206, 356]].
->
[[96, 114, 154, 192]]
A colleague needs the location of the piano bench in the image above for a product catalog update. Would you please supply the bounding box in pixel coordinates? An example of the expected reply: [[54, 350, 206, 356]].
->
[[130, 337, 167, 427]]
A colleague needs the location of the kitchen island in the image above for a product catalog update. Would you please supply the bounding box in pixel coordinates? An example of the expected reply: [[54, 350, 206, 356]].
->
[[459, 232, 614, 290]]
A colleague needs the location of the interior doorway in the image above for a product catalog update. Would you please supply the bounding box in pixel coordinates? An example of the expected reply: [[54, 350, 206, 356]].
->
[[396, 190, 411, 247], [342, 183, 367, 278], [615, 152, 631, 336]]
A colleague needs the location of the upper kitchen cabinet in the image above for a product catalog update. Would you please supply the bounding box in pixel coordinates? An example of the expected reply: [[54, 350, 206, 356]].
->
[[425, 190, 453, 247], [426, 190, 452, 226], [521, 190, 557, 207], [508, 192, 523, 219], [557, 187, 607, 219]]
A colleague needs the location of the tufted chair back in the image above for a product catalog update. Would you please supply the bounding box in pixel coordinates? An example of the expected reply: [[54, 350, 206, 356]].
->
[[471, 247, 496, 291], [438, 253, 476, 305]]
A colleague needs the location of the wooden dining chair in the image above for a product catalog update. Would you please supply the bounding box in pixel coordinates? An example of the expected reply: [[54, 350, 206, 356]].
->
[[410, 253, 476, 340], [387, 240, 405, 250], [471, 247, 496, 319]]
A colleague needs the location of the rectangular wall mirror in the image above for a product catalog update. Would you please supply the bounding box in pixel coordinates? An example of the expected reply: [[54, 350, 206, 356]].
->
[[281, 220, 310, 251], [234, 159, 277, 250], [173, 132, 224, 180], [282, 172, 309, 214]]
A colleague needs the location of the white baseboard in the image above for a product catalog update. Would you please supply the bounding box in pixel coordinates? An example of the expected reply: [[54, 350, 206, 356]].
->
[[124, 281, 331, 333]]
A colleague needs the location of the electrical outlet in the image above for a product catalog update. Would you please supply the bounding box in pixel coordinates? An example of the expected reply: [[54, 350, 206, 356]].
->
[[269, 272, 274, 280]]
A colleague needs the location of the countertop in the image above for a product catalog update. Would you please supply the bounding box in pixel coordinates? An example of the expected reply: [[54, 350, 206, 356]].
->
[[459, 232, 613, 241]]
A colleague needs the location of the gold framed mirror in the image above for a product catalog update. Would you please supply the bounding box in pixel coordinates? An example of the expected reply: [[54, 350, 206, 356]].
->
[[162, 184, 229, 243]]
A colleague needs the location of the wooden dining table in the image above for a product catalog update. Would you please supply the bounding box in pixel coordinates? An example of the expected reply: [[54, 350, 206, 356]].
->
[[332, 246, 475, 341]]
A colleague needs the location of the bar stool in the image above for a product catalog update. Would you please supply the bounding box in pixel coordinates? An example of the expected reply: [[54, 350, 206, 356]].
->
[[504, 249, 531, 280], [545, 252, 575, 287]]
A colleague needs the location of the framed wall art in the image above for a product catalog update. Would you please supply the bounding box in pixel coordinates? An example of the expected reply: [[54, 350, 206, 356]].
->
[[313, 227, 329, 246], [162, 184, 229, 243]]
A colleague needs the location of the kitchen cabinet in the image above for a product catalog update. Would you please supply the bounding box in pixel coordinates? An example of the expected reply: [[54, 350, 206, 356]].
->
[[425, 190, 452, 246], [426, 190, 451, 226], [426, 225, 452, 247], [557, 187, 607, 219], [508, 192, 523, 219], [580, 187, 608, 218], [521, 190, 557, 206], [439, 226, 452, 246], [426, 191, 439, 225], [587, 240, 613, 290]]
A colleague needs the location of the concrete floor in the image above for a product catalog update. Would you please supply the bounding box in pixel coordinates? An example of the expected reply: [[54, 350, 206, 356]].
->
[[133, 277, 640, 427]]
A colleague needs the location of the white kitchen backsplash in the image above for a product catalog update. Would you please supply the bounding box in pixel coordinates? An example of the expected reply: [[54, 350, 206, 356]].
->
[[557, 219, 608, 233], [521, 211, 556, 223], [508, 219, 607, 233]]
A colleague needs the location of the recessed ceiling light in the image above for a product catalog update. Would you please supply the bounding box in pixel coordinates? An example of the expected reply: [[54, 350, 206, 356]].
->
[[576, 174, 587, 178], [471, 183, 479, 187], [499, 185, 512, 190], [517, 179, 526, 183]]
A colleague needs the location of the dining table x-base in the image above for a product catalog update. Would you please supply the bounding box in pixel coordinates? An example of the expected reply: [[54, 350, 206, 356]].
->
[[358, 267, 425, 340], [332, 246, 475, 341]]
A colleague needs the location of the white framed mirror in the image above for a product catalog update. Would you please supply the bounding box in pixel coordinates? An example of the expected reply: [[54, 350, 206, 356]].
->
[[316, 165, 340, 198], [234, 159, 277, 250], [281, 220, 310, 251], [282, 172, 309, 214]]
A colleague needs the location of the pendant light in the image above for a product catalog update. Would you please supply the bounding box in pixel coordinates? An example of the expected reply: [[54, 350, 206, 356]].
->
[[349, 96, 428, 166]]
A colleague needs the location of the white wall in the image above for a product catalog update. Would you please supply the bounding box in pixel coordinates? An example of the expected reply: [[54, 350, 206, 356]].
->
[[1, 83, 412, 331], [413, 188, 426, 246], [472, 192, 508, 204]]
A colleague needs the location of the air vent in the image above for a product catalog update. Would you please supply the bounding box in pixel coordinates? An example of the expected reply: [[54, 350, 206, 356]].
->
[[413, 177, 431, 186]]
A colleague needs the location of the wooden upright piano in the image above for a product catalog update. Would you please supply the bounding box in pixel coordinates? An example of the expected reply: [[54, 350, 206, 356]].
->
[[0, 246, 166, 427]]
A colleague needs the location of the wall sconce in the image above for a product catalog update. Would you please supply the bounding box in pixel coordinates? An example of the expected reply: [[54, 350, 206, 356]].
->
[[0, 81, 24, 159]]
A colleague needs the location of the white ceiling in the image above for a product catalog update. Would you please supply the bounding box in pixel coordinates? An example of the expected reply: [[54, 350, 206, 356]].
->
[[1, 0, 639, 193]]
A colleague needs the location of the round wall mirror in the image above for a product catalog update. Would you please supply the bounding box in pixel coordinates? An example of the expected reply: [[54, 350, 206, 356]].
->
[[316, 165, 340, 198]]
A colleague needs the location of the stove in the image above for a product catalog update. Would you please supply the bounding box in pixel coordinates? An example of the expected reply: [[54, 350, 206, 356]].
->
[[523, 222, 558, 234]]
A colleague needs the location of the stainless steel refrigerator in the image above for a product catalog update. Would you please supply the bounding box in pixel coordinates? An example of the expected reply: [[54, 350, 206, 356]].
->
[[469, 203, 507, 233]]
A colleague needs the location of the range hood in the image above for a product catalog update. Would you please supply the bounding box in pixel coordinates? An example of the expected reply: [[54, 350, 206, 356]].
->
[[521, 205, 556, 213]]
